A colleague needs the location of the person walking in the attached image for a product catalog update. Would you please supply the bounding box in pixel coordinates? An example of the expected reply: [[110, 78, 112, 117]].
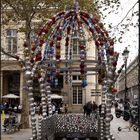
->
[[83, 103, 87, 116], [52, 104, 56, 115], [2, 110, 5, 124], [57, 103, 61, 114], [86, 101, 92, 117], [64, 104, 68, 114], [92, 101, 98, 113], [123, 99, 131, 121], [92, 101, 98, 118], [114, 101, 118, 109]]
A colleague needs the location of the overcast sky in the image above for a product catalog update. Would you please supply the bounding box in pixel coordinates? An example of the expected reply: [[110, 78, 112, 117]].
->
[[101, 0, 139, 69]]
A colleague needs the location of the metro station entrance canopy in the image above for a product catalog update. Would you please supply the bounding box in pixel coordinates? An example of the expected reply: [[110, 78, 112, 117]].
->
[[21, 1, 119, 140]]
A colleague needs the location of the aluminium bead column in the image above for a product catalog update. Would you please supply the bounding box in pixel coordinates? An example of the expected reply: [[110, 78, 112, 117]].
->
[[107, 55, 116, 140], [46, 82, 52, 116], [105, 92, 112, 139], [38, 74, 47, 140], [38, 114, 42, 140], [108, 55, 116, 140], [39, 75, 47, 119], [100, 84, 107, 140], [25, 57, 37, 140], [105, 56, 115, 140]]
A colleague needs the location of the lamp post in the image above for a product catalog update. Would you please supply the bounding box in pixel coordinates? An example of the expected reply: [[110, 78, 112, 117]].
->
[[122, 47, 129, 106]]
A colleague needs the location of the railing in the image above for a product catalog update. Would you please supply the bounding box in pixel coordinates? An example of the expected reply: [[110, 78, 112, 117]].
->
[[41, 113, 100, 140]]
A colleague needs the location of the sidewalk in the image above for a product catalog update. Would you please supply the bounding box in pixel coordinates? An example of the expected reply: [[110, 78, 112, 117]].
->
[[1, 114, 32, 140], [1, 129, 32, 140], [110, 107, 138, 140], [1, 110, 138, 140]]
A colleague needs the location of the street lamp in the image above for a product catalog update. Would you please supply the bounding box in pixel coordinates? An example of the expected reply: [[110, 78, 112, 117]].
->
[[122, 47, 129, 108]]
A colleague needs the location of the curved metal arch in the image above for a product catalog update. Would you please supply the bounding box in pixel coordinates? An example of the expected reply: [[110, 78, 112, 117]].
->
[[33, 9, 115, 87], [37, 11, 113, 58], [22, 4, 119, 140]]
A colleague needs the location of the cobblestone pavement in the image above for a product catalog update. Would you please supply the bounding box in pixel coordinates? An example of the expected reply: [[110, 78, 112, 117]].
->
[[1, 129, 32, 140], [1, 109, 139, 140]]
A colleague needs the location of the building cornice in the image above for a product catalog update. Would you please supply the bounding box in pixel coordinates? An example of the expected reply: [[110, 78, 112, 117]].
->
[[1, 60, 21, 71]]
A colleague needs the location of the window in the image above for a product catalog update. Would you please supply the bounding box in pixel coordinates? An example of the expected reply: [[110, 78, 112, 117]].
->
[[73, 75, 77, 80], [80, 40, 86, 45], [72, 75, 81, 80], [73, 86, 82, 104], [72, 38, 79, 55], [71, 30, 86, 58], [6, 29, 17, 53], [7, 71, 20, 94], [78, 75, 81, 80], [73, 30, 78, 36], [72, 37, 86, 57]]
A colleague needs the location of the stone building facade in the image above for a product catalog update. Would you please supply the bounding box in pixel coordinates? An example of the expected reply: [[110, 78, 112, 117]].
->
[[116, 56, 138, 103], [1, 22, 102, 112]]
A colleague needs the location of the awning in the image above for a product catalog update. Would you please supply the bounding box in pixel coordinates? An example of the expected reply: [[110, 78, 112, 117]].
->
[[49, 94, 63, 99], [2, 94, 19, 99]]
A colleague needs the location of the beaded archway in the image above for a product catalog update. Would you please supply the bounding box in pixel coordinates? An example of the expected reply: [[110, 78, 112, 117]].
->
[[35, 10, 118, 84], [25, 2, 119, 140]]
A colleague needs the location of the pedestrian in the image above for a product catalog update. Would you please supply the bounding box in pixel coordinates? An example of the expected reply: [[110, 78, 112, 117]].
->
[[86, 101, 92, 117], [114, 101, 118, 109], [64, 104, 68, 114], [123, 99, 131, 121], [52, 104, 56, 115], [83, 104, 87, 116], [2, 110, 5, 124], [123, 99, 130, 110], [57, 104, 61, 114], [18, 104, 22, 113], [5, 102, 9, 113], [98, 104, 102, 117], [92, 101, 98, 114]]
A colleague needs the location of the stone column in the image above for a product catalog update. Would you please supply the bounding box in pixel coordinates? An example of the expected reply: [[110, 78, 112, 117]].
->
[[0, 71, 3, 98], [69, 86, 72, 105], [95, 74, 98, 104], [20, 71, 24, 105], [83, 87, 86, 105], [3, 71, 8, 96]]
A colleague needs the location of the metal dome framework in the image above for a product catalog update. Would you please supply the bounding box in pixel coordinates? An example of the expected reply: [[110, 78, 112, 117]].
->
[[23, 3, 119, 140]]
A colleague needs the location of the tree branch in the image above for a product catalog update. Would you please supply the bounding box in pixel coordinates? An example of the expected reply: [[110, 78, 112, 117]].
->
[[29, 0, 42, 26], [112, 1, 138, 28], [1, 47, 25, 65]]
